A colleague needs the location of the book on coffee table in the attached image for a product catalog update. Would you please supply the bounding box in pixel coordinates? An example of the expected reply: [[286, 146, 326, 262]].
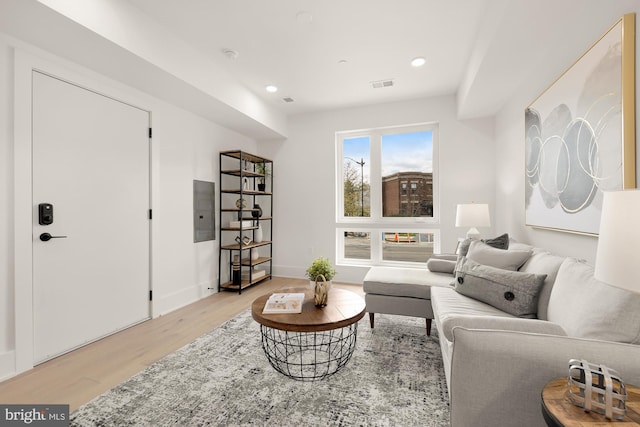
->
[[262, 292, 305, 314]]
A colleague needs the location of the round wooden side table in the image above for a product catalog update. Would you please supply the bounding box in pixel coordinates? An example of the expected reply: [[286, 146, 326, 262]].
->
[[542, 377, 640, 426]]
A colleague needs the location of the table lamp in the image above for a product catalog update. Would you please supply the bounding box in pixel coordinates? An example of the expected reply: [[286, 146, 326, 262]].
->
[[566, 190, 640, 420], [455, 203, 490, 239], [594, 190, 640, 294]]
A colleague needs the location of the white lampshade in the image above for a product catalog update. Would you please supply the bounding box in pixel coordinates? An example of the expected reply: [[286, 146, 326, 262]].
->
[[456, 203, 490, 239], [594, 190, 640, 294]]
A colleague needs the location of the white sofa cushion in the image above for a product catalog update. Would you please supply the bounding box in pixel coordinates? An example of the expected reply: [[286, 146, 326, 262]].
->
[[363, 266, 452, 299], [441, 315, 567, 342], [547, 258, 640, 344], [431, 286, 515, 341], [517, 249, 566, 320]]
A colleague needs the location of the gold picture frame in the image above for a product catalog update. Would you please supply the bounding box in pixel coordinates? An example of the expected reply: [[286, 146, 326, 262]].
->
[[524, 13, 636, 236]]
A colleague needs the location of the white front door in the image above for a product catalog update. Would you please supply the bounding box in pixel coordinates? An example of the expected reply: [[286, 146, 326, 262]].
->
[[32, 71, 151, 363]]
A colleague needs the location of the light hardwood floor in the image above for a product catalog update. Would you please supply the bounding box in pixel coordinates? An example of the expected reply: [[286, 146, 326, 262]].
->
[[0, 278, 363, 412]]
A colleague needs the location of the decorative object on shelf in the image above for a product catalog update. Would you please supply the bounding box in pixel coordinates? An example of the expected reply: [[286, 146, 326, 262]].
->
[[305, 256, 336, 289], [256, 162, 269, 192], [254, 223, 263, 243], [235, 235, 252, 246], [567, 359, 627, 420], [251, 204, 262, 219], [455, 203, 490, 239], [232, 255, 241, 287], [229, 220, 252, 229], [243, 159, 250, 171], [251, 248, 260, 261], [241, 268, 266, 281], [235, 198, 246, 209], [243, 177, 249, 190], [314, 274, 329, 307], [524, 14, 635, 235]]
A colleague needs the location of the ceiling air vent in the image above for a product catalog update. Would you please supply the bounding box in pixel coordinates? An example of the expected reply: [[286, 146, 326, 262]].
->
[[282, 97, 294, 103], [371, 79, 394, 89]]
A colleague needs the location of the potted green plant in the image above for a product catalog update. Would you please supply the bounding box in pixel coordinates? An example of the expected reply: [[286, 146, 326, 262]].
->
[[305, 256, 337, 288], [255, 162, 270, 192]]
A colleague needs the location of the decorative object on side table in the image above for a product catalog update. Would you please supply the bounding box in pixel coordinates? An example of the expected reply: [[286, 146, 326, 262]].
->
[[305, 256, 336, 289], [567, 359, 627, 420], [314, 274, 329, 307]]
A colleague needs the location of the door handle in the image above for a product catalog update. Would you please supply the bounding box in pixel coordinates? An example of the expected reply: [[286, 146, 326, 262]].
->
[[39, 233, 68, 242]]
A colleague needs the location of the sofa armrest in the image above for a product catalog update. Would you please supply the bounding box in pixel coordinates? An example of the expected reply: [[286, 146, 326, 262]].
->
[[449, 328, 640, 427], [441, 315, 567, 341], [431, 253, 458, 261]]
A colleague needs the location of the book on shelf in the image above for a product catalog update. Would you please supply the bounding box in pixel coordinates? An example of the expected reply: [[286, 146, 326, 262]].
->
[[262, 292, 305, 314], [241, 269, 266, 281]]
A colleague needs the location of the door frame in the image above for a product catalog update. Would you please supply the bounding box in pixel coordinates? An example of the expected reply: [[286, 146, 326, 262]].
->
[[14, 49, 154, 374]]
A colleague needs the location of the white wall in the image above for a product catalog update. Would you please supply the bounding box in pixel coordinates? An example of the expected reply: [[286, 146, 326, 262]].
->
[[0, 34, 256, 379], [260, 95, 495, 284], [495, 3, 640, 264]]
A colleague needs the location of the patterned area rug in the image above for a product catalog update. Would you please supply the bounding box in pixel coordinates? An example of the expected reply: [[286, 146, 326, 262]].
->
[[70, 311, 449, 426]]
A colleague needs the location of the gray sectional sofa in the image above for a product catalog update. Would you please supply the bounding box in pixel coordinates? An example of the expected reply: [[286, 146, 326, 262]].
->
[[364, 240, 640, 427]]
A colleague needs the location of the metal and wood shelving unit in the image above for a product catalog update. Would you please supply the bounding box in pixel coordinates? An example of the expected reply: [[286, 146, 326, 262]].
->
[[218, 150, 273, 293]]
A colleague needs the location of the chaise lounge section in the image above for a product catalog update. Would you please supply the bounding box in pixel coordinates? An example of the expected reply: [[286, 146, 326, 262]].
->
[[363, 257, 456, 335]]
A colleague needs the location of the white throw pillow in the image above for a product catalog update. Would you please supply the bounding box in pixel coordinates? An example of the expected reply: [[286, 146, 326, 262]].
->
[[466, 240, 531, 271]]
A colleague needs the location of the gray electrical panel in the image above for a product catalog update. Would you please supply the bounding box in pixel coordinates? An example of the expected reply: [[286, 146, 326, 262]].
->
[[194, 180, 215, 242]]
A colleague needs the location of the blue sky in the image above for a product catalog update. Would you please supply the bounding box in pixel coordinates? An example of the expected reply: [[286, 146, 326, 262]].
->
[[343, 131, 433, 181]]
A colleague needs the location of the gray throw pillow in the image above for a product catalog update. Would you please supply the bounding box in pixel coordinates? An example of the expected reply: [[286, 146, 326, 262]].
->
[[466, 240, 531, 271], [457, 233, 509, 257], [483, 233, 509, 250], [454, 257, 547, 317]]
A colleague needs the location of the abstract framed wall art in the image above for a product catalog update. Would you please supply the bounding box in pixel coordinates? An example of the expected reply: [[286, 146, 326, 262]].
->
[[525, 13, 636, 235]]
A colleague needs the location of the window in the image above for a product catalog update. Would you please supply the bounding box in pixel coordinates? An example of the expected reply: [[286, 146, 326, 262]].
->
[[337, 123, 439, 266]]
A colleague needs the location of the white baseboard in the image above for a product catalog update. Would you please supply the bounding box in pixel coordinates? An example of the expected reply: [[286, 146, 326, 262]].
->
[[153, 280, 216, 317], [271, 264, 305, 280], [272, 264, 365, 285], [0, 350, 16, 382]]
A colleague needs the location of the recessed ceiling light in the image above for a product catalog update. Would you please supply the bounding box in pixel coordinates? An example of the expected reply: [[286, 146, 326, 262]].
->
[[411, 57, 426, 67], [338, 59, 348, 65], [222, 48, 239, 60], [265, 85, 278, 93]]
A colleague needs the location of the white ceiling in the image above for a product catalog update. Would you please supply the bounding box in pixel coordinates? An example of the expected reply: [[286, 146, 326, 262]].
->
[[1, 0, 630, 138], [126, 0, 491, 116]]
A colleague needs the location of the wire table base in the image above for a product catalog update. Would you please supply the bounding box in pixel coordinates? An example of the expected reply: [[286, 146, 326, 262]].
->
[[259, 323, 359, 381]]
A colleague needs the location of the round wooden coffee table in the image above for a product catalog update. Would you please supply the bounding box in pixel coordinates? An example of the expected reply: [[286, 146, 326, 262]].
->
[[251, 287, 366, 381]]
